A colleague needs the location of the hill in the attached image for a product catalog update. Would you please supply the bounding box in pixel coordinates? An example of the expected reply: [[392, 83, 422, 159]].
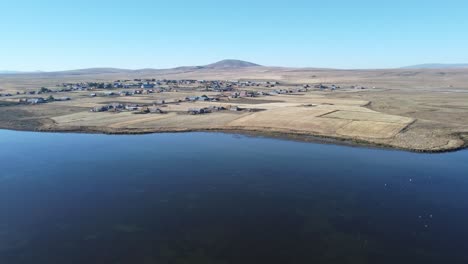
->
[[0, 60, 263, 77], [202, 59, 261, 69], [0, 70, 32, 75], [402, 63, 468, 69], [48, 68, 133, 75]]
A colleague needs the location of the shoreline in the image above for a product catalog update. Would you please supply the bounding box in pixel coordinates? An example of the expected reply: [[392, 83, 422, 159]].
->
[[2, 121, 466, 154]]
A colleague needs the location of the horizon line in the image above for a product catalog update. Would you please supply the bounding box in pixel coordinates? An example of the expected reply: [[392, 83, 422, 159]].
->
[[2, 60, 468, 73]]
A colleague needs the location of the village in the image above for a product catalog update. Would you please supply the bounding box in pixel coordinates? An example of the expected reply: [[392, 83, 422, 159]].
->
[[0, 75, 414, 149], [1, 78, 363, 117], [4, 72, 457, 153]]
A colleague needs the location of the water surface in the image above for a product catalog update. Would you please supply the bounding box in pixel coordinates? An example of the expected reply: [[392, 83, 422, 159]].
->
[[1, 130, 467, 264]]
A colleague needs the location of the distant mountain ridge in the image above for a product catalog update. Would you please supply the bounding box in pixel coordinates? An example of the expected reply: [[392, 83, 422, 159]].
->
[[53, 68, 133, 75], [0, 60, 262, 76], [402, 63, 468, 69], [4, 60, 468, 76], [202, 59, 261, 69], [0, 70, 44, 75], [0, 70, 27, 74]]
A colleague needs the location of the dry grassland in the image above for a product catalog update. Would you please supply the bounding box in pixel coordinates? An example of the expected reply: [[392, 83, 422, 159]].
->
[[2, 66, 468, 152], [227, 105, 413, 139], [108, 113, 177, 128], [52, 112, 144, 127], [135, 113, 244, 129], [337, 121, 409, 139], [323, 111, 414, 124]]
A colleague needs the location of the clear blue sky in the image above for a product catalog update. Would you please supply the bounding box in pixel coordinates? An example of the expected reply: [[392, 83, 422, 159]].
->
[[1, 0, 467, 71]]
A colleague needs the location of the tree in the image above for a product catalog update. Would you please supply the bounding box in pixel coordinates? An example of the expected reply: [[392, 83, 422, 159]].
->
[[39, 87, 51, 93]]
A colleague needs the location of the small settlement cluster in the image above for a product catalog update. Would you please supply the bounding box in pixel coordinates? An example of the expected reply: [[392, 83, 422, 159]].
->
[[4, 79, 362, 118]]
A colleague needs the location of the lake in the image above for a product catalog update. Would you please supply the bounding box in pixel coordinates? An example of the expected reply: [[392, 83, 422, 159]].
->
[[0, 130, 467, 264]]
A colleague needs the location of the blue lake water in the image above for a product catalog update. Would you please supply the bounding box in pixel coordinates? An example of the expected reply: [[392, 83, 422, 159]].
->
[[0, 130, 468, 264]]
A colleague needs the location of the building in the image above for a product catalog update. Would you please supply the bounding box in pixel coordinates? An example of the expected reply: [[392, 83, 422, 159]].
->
[[141, 83, 155, 89], [149, 107, 165, 114], [55, 97, 71, 101], [91, 106, 108, 112], [20, 98, 46, 104], [197, 95, 209, 101], [125, 105, 139, 111]]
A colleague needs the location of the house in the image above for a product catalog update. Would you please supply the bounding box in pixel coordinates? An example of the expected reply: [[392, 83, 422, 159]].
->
[[197, 95, 209, 101], [91, 106, 108, 112], [276, 89, 289, 94], [184, 95, 210, 101], [141, 83, 155, 89], [230, 105, 240, 111], [208, 106, 225, 111], [246, 91, 256, 97], [125, 104, 139, 111], [55, 97, 71, 101], [188, 108, 208, 115], [314, 84, 328, 89], [149, 107, 165, 114], [108, 103, 124, 110], [20, 98, 46, 104]]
